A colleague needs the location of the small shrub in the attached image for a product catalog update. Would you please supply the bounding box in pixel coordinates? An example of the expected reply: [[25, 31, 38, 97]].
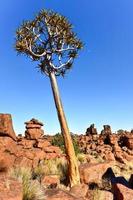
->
[[52, 133, 81, 155], [51, 133, 65, 152], [77, 153, 87, 164]]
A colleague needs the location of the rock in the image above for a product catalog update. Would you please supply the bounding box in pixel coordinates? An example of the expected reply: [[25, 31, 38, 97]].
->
[[0, 137, 18, 154], [0, 152, 15, 174], [25, 129, 44, 140], [0, 114, 16, 140], [86, 124, 97, 136], [14, 156, 33, 168], [79, 162, 112, 186], [87, 190, 113, 200], [101, 125, 112, 135], [17, 138, 36, 149], [45, 189, 84, 200], [25, 118, 43, 126], [113, 145, 126, 163], [0, 175, 22, 200], [126, 135, 133, 150], [41, 175, 60, 188], [35, 139, 51, 149], [112, 183, 133, 200], [25, 118, 44, 140], [70, 184, 88, 198], [43, 146, 62, 154]]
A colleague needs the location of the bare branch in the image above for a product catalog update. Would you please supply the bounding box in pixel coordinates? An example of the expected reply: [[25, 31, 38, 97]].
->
[[55, 46, 75, 53], [28, 42, 47, 58]]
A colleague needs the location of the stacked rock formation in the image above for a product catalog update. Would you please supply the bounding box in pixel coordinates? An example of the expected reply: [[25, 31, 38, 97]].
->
[[86, 124, 97, 136], [25, 118, 44, 140]]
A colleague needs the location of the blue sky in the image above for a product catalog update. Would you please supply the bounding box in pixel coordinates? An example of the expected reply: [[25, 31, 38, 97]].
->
[[0, 0, 133, 134]]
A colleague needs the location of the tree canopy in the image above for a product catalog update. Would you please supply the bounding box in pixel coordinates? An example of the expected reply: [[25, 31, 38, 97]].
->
[[15, 9, 83, 76]]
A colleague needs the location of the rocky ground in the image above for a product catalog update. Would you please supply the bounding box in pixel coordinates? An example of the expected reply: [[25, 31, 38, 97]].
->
[[0, 114, 133, 200]]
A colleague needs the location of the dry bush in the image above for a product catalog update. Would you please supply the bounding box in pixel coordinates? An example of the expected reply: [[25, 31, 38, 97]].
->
[[43, 158, 68, 181]]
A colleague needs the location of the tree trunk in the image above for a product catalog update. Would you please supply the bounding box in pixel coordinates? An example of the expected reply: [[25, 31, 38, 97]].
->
[[49, 71, 80, 187]]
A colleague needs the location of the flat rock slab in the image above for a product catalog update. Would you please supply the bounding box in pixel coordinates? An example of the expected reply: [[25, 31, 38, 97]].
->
[[45, 189, 84, 200]]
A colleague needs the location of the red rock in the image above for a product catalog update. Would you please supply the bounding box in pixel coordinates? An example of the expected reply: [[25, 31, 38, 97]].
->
[[112, 183, 133, 200], [0, 114, 16, 140], [26, 124, 42, 129], [25, 128, 44, 140], [17, 138, 36, 149], [0, 137, 18, 154], [103, 152, 115, 161], [45, 153, 60, 159], [0, 175, 22, 200], [46, 189, 84, 200], [36, 140, 51, 149], [0, 152, 15, 173], [34, 148, 46, 160], [25, 118, 44, 139], [43, 146, 62, 154], [25, 118, 43, 126], [42, 175, 60, 187], [126, 135, 133, 150], [70, 184, 88, 198], [79, 162, 112, 186], [101, 125, 112, 135], [86, 124, 97, 136]]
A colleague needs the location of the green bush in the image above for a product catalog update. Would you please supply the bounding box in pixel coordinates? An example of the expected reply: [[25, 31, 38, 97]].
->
[[51, 133, 81, 155]]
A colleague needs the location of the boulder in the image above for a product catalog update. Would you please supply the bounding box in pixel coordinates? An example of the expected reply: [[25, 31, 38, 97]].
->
[[79, 162, 112, 186], [70, 184, 88, 198], [0, 114, 16, 140], [41, 175, 60, 188]]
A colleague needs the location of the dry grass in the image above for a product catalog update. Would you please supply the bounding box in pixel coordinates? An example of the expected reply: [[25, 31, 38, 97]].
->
[[92, 189, 105, 200], [112, 161, 133, 180], [43, 158, 68, 181], [9, 167, 45, 200], [77, 153, 87, 164]]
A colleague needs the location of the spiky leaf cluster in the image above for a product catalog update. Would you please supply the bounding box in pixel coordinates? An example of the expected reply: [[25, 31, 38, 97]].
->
[[15, 9, 83, 76]]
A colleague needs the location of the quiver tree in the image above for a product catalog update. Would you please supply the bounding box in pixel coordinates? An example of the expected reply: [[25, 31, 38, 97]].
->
[[15, 9, 83, 187]]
